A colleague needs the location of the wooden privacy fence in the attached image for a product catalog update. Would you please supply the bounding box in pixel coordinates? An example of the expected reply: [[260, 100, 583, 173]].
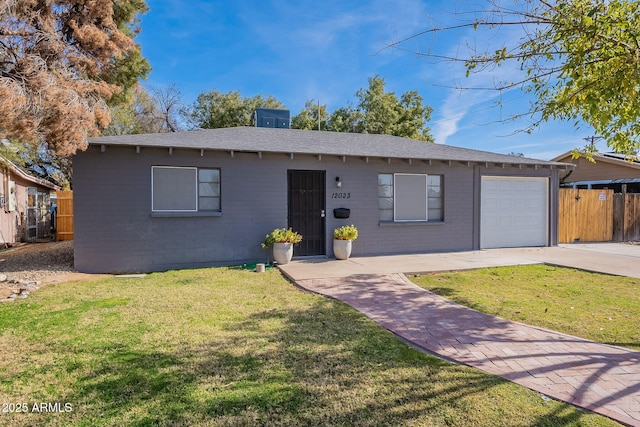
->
[[558, 188, 613, 243], [558, 188, 640, 243], [613, 193, 640, 242], [55, 190, 73, 241]]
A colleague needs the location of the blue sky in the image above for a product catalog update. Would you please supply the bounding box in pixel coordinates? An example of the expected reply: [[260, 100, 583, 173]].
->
[[136, 0, 606, 160]]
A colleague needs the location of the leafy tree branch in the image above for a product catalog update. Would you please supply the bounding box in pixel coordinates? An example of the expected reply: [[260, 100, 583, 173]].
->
[[384, 0, 640, 157]]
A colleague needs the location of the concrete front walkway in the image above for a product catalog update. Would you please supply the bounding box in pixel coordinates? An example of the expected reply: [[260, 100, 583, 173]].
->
[[279, 244, 640, 426]]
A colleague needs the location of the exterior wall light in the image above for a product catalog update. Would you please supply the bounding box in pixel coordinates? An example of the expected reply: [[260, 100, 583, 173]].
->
[[335, 177, 342, 188]]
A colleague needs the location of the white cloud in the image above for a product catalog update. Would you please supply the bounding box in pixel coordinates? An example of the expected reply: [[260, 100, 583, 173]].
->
[[432, 90, 470, 144]]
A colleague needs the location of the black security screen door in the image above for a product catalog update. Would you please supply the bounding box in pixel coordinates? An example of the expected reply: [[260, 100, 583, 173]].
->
[[288, 170, 326, 256]]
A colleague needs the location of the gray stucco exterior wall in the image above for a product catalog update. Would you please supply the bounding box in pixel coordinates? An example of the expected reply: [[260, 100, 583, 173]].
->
[[74, 144, 559, 273]]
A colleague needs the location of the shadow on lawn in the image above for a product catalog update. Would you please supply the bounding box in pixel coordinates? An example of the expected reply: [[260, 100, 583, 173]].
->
[[61, 297, 603, 426], [296, 274, 638, 426], [420, 286, 486, 312]]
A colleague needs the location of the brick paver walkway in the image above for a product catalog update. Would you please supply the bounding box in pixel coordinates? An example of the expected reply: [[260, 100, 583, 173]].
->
[[296, 273, 640, 426]]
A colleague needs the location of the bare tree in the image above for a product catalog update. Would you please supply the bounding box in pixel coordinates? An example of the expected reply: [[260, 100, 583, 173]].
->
[[104, 84, 183, 135], [149, 85, 182, 133]]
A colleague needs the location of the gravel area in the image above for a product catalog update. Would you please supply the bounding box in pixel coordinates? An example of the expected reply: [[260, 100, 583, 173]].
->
[[0, 241, 75, 300]]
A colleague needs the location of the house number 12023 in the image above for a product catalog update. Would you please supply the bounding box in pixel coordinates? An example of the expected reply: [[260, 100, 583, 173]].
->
[[331, 192, 351, 199]]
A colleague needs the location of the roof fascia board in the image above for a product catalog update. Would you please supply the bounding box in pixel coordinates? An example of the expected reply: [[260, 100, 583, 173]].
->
[[551, 152, 640, 170], [564, 178, 640, 185], [0, 157, 60, 190], [87, 129, 570, 168], [591, 154, 640, 170], [92, 143, 573, 169]]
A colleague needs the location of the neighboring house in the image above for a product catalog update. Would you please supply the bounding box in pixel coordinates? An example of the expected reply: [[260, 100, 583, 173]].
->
[[74, 126, 573, 273], [1, 157, 60, 245], [552, 152, 640, 193]]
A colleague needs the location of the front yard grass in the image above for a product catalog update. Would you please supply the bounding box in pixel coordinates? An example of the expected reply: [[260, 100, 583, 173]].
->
[[411, 264, 640, 351], [0, 267, 621, 426]]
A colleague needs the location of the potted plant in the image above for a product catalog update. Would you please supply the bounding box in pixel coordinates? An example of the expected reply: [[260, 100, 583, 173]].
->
[[333, 224, 358, 260], [261, 228, 303, 265]]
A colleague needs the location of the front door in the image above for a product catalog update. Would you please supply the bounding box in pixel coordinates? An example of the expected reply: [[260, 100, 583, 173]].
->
[[288, 170, 326, 256]]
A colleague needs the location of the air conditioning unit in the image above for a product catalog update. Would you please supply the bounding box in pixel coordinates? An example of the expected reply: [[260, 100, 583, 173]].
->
[[254, 108, 290, 129]]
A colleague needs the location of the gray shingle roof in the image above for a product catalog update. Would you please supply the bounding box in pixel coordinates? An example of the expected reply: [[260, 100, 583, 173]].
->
[[89, 126, 571, 167]]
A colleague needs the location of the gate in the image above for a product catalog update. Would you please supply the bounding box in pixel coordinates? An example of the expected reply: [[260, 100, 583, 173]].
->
[[558, 188, 613, 243], [56, 190, 74, 241], [25, 187, 53, 242], [613, 193, 640, 242]]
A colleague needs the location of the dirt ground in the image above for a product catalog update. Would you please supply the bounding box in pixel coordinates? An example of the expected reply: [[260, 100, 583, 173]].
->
[[0, 241, 76, 300]]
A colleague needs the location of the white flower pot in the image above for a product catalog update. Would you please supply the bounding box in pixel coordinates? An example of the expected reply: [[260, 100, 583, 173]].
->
[[273, 242, 294, 265], [333, 239, 352, 260]]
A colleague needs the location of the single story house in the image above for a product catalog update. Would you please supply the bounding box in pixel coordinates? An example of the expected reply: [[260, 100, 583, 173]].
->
[[74, 126, 573, 273], [1, 156, 60, 244], [552, 151, 640, 193]]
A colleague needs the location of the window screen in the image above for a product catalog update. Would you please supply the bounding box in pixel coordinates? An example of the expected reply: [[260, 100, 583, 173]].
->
[[152, 167, 197, 211], [395, 174, 428, 221]]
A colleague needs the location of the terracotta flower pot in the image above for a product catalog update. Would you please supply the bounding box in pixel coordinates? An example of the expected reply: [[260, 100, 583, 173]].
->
[[273, 242, 294, 264]]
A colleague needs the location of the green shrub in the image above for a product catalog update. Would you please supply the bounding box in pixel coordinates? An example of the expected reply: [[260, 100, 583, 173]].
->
[[261, 228, 303, 248], [333, 225, 358, 241]]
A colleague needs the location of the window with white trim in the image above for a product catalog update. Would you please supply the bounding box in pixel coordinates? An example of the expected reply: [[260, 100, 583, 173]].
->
[[152, 166, 221, 212], [378, 173, 443, 222]]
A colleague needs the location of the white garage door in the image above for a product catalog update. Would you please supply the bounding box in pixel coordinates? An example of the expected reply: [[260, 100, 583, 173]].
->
[[481, 176, 549, 249]]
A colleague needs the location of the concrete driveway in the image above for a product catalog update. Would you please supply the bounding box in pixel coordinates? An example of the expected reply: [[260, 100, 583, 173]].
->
[[279, 243, 640, 281]]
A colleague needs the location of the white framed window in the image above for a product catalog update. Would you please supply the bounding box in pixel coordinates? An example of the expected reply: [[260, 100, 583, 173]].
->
[[152, 166, 221, 212], [378, 174, 394, 221], [378, 173, 443, 222], [427, 175, 443, 221], [198, 168, 221, 211]]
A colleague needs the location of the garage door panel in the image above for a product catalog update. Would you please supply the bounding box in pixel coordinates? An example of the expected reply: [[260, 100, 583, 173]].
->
[[481, 176, 549, 249]]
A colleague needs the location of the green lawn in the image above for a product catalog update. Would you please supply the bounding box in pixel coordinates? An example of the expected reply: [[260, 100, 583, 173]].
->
[[0, 267, 620, 426], [411, 264, 640, 351]]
